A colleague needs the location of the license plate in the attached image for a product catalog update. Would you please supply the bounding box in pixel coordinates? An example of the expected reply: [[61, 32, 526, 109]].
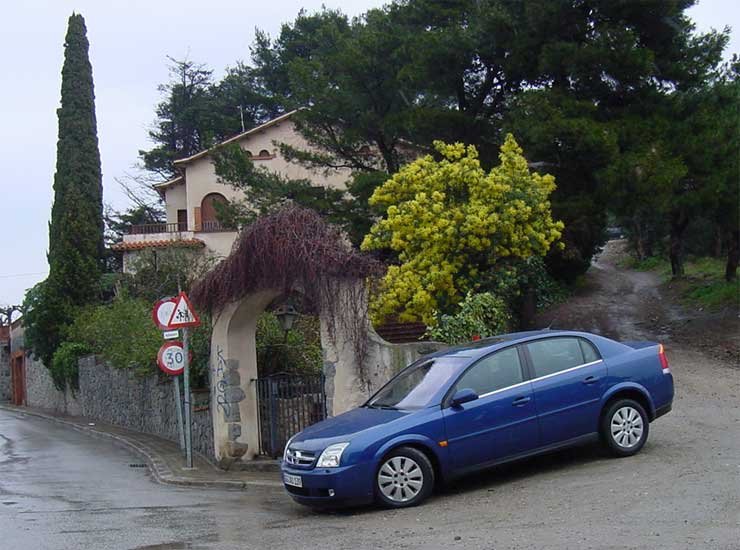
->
[[284, 473, 302, 488]]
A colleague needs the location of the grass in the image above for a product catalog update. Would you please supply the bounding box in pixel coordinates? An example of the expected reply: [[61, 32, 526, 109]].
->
[[679, 257, 739, 309], [628, 254, 739, 311]]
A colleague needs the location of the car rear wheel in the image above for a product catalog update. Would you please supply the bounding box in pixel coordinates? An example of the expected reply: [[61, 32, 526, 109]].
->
[[375, 446, 434, 508], [601, 398, 650, 457]]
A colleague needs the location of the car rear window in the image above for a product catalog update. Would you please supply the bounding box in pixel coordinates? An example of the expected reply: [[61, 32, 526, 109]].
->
[[527, 337, 585, 378], [579, 339, 601, 363]]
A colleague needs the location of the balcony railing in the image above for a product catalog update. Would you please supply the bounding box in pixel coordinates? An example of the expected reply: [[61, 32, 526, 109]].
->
[[127, 220, 235, 235], [128, 222, 187, 235], [200, 220, 232, 232]]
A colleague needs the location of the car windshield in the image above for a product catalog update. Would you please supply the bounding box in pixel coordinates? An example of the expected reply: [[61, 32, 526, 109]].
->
[[366, 357, 466, 410]]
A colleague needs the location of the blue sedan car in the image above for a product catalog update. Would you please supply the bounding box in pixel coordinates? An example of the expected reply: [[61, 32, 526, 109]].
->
[[282, 330, 674, 508]]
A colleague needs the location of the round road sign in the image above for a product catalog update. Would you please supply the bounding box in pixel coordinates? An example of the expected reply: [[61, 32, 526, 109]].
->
[[152, 297, 176, 330], [157, 341, 189, 376]]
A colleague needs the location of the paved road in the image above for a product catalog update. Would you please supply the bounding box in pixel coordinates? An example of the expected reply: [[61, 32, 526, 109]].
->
[[2, 242, 739, 549]]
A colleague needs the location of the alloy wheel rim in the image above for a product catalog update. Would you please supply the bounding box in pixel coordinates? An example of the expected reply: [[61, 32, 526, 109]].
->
[[377, 456, 424, 502], [611, 406, 644, 448]]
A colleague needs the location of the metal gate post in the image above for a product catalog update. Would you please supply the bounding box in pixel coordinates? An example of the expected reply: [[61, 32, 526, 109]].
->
[[268, 377, 279, 457]]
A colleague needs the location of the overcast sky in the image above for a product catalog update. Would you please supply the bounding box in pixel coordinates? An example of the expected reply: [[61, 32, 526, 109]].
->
[[0, 0, 737, 307]]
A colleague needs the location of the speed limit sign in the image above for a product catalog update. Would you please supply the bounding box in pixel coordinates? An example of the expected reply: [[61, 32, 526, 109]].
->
[[157, 342, 190, 376]]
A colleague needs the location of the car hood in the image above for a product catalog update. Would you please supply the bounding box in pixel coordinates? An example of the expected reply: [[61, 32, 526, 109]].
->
[[290, 407, 408, 451]]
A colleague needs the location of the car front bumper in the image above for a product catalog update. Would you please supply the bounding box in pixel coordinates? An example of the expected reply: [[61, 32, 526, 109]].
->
[[281, 461, 375, 507]]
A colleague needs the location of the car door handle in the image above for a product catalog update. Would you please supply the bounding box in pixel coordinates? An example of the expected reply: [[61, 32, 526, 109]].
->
[[582, 376, 600, 385], [512, 396, 531, 406]]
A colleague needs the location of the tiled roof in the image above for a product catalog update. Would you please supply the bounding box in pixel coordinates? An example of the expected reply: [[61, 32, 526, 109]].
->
[[173, 110, 299, 166], [152, 175, 184, 189], [110, 239, 205, 251], [375, 322, 428, 344]]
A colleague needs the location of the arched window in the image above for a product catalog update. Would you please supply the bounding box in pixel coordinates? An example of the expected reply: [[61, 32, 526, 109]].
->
[[258, 149, 272, 158], [200, 193, 227, 232], [244, 150, 253, 158]]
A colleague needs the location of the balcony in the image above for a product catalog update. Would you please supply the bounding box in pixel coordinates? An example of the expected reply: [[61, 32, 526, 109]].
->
[[127, 220, 232, 235], [127, 222, 187, 235], [113, 223, 201, 253]]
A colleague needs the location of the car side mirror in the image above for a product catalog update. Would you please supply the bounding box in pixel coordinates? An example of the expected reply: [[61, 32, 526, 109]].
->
[[450, 388, 478, 408]]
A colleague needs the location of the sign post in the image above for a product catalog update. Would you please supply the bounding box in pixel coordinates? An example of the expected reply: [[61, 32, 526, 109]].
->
[[153, 292, 201, 470], [173, 375, 186, 452], [165, 292, 201, 469], [181, 328, 192, 468]]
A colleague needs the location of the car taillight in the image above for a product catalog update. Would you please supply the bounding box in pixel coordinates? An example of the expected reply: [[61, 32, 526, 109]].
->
[[658, 344, 670, 374]]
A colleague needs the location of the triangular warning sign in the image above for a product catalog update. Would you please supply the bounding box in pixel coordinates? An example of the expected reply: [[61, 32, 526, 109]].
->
[[167, 292, 201, 328]]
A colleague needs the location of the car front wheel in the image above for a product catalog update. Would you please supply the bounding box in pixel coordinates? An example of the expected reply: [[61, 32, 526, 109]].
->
[[375, 446, 434, 508], [601, 398, 650, 457]]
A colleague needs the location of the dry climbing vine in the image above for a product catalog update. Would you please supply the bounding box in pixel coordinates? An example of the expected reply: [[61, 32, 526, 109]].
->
[[191, 206, 382, 385]]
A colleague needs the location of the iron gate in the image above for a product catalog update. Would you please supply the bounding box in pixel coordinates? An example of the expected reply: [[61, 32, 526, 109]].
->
[[255, 373, 327, 457]]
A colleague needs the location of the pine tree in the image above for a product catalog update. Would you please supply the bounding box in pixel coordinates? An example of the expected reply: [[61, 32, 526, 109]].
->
[[24, 13, 104, 369]]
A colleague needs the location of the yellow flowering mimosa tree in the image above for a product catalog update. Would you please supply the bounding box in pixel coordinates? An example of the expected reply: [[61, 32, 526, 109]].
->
[[362, 134, 564, 324]]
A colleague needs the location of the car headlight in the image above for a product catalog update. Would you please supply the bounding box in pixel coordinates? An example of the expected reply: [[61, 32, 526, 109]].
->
[[316, 442, 350, 468], [283, 436, 296, 463]]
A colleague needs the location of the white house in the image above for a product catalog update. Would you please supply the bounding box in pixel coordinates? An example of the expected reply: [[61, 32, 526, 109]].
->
[[112, 110, 352, 268]]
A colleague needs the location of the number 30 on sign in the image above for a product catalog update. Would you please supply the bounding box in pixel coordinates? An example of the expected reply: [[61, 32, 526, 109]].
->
[[157, 342, 191, 376]]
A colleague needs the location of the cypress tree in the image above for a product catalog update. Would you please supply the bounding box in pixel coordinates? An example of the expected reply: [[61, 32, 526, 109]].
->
[[48, 12, 104, 302], [24, 13, 104, 369]]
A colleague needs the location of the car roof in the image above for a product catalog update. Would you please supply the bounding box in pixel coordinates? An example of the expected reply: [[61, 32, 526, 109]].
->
[[430, 329, 595, 360]]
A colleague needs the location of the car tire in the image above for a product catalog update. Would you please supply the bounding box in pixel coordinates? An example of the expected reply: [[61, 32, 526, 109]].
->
[[601, 398, 650, 457], [374, 446, 434, 508]]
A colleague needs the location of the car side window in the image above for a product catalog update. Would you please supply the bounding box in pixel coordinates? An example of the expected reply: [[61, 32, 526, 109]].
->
[[579, 338, 601, 363], [527, 337, 585, 378], [454, 347, 524, 397]]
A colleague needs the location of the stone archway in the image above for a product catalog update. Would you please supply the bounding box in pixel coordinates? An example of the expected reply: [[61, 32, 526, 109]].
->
[[209, 290, 280, 463], [192, 207, 381, 466]]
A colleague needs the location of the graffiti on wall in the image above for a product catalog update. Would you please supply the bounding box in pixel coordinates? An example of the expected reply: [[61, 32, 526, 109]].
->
[[212, 345, 246, 442]]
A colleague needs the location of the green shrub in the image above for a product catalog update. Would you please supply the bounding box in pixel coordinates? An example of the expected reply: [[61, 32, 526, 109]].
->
[[479, 256, 567, 315], [50, 341, 90, 391], [426, 292, 512, 345], [67, 294, 212, 386], [256, 312, 323, 376], [68, 295, 162, 375], [188, 315, 212, 388]]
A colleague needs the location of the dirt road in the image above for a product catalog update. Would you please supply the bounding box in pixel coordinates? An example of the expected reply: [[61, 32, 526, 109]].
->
[[535, 239, 740, 363]]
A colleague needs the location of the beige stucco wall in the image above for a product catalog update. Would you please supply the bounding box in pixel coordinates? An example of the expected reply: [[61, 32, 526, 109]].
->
[[198, 231, 239, 260], [210, 290, 282, 464], [320, 281, 446, 416], [164, 183, 187, 224], [168, 119, 352, 230]]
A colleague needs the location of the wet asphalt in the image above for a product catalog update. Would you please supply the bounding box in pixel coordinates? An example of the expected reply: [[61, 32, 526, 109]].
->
[[0, 409, 292, 549]]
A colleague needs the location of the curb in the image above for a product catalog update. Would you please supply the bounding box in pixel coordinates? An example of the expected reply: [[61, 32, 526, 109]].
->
[[0, 404, 282, 490]]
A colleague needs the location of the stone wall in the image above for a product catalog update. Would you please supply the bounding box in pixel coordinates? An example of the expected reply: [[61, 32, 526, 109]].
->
[[78, 356, 214, 461], [10, 327, 215, 462], [24, 355, 82, 416]]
